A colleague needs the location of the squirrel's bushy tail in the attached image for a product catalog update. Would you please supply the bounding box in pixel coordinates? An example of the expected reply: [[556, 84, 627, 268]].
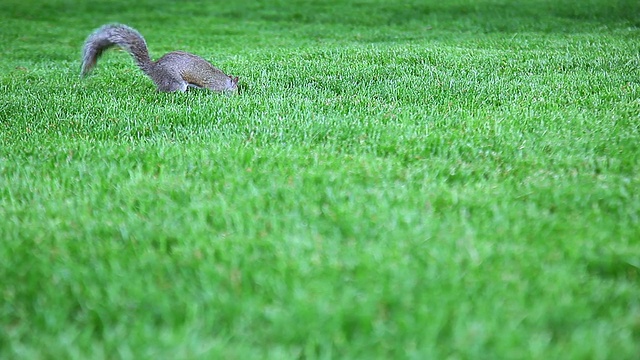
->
[[81, 24, 153, 76]]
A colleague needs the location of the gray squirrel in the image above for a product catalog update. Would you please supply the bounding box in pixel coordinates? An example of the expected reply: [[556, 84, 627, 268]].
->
[[81, 24, 239, 93]]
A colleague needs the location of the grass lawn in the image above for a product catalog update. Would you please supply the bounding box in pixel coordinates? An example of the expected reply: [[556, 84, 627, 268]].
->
[[1, 0, 639, 358]]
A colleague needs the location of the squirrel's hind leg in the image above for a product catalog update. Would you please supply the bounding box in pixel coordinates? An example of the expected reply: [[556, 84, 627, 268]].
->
[[153, 71, 188, 92], [156, 80, 188, 92]]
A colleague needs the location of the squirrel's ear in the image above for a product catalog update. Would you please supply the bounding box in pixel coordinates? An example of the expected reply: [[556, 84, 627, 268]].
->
[[233, 76, 239, 84]]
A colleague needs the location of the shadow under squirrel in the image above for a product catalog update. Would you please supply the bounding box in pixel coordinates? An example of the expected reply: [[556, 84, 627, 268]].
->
[[81, 24, 239, 93]]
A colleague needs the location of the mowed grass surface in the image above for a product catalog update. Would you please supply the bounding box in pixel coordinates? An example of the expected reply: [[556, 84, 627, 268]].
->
[[1, 0, 639, 358]]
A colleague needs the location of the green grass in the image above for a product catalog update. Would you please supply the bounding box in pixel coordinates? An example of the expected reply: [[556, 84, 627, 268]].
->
[[1, 0, 639, 358]]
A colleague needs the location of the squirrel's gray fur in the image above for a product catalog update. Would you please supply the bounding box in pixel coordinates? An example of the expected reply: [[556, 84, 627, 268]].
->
[[81, 24, 239, 93]]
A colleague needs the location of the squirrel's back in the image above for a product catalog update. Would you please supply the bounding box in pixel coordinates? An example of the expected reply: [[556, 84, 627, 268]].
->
[[81, 24, 239, 93], [155, 52, 238, 91]]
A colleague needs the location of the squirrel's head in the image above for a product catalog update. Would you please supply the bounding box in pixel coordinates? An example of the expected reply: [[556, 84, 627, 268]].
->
[[228, 76, 239, 91]]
